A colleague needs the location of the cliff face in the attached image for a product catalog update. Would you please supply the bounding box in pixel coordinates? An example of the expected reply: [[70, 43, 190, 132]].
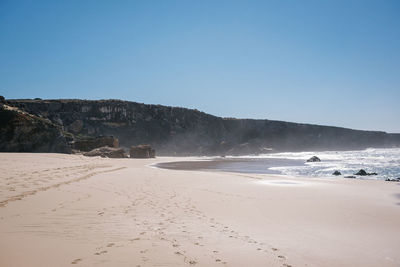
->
[[4, 99, 400, 155], [0, 103, 70, 153]]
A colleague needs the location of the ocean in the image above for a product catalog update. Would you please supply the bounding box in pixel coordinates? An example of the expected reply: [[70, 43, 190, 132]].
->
[[230, 147, 400, 180], [158, 148, 400, 180]]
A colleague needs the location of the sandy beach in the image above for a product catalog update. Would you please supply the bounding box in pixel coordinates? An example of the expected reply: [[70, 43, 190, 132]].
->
[[0, 153, 399, 267]]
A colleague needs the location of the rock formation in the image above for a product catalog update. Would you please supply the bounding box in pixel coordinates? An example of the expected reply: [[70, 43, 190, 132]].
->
[[73, 136, 119, 152], [385, 178, 400, 182], [130, 145, 156, 158], [307, 156, 321, 162], [0, 103, 70, 153], [332, 171, 341, 176], [83, 146, 126, 158], [355, 169, 368, 176], [354, 169, 377, 176]]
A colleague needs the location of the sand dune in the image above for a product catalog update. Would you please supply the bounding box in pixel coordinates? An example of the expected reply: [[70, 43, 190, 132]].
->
[[0, 153, 399, 266]]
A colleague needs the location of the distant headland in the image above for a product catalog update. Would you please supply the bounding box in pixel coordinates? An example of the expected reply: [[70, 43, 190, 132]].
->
[[1, 97, 399, 155]]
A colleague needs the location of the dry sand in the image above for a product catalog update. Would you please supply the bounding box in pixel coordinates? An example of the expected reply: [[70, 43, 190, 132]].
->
[[0, 153, 399, 267]]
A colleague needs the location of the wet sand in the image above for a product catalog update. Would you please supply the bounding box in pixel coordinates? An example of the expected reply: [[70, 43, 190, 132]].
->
[[0, 153, 399, 267], [156, 157, 304, 174]]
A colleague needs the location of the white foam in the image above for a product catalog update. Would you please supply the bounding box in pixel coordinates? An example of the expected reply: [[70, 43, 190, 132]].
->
[[247, 148, 400, 180]]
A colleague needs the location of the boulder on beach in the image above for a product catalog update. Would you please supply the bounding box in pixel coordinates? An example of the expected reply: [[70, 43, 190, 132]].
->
[[83, 146, 126, 158], [307, 156, 321, 162], [355, 169, 367, 176], [385, 178, 400, 182], [130, 145, 156, 158], [73, 136, 119, 152], [332, 170, 342, 176], [354, 169, 377, 176], [344, 176, 356, 179]]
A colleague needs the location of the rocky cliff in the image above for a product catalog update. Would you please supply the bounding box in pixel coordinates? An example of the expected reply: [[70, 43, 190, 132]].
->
[[0, 102, 70, 153], [3, 98, 400, 155]]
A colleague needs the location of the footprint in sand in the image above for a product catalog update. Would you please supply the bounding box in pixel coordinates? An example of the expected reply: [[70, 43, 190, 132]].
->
[[94, 250, 108, 255], [71, 258, 82, 264]]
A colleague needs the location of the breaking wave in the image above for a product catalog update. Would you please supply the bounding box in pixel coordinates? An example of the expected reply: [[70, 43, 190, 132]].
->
[[232, 148, 400, 180]]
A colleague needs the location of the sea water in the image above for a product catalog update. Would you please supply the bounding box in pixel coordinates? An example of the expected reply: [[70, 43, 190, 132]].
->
[[233, 147, 400, 180]]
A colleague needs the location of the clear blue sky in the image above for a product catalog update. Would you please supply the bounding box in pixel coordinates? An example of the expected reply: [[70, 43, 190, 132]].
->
[[1, 0, 399, 133]]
